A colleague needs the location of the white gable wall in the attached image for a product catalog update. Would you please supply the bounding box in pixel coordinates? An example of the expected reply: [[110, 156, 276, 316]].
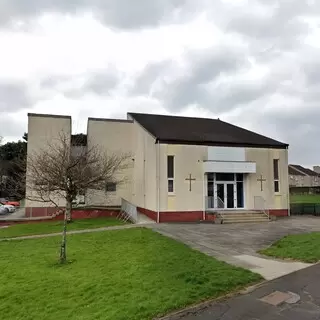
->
[[131, 120, 157, 211], [86, 119, 134, 206], [26, 114, 72, 208]]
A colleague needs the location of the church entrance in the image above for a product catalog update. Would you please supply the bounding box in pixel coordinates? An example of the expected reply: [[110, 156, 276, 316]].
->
[[207, 173, 244, 210]]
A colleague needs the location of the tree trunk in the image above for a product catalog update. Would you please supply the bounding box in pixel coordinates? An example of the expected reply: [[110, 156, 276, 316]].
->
[[66, 199, 72, 222], [59, 208, 67, 264]]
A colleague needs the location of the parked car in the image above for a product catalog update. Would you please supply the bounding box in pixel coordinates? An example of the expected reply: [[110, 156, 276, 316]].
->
[[0, 206, 9, 215], [0, 198, 20, 207], [0, 203, 15, 213]]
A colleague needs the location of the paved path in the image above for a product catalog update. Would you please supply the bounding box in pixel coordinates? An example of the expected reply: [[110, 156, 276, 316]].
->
[[151, 217, 320, 279], [161, 264, 320, 320], [0, 207, 26, 220], [0, 223, 144, 241]]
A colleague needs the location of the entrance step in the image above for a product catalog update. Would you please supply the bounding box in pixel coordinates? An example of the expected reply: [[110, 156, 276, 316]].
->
[[216, 211, 270, 224]]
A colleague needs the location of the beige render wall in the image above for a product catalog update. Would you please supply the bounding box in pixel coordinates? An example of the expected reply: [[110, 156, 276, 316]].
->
[[131, 121, 158, 211], [245, 147, 289, 210], [158, 144, 207, 212], [26, 114, 72, 208], [86, 119, 134, 207]]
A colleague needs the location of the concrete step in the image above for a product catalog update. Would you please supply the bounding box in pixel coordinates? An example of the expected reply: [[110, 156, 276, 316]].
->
[[217, 210, 259, 214], [216, 210, 270, 224], [219, 215, 270, 224], [222, 218, 270, 224], [220, 212, 266, 215], [220, 214, 268, 219]]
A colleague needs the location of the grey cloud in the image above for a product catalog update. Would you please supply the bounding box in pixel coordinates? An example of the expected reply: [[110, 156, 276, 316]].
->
[[1, 0, 188, 29], [131, 46, 251, 112], [131, 60, 174, 96], [85, 71, 122, 96], [2, 0, 320, 167], [261, 106, 320, 167], [226, 2, 310, 40], [39, 70, 121, 98], [0, 117, 26, 141], [0, 82, 33, 113]]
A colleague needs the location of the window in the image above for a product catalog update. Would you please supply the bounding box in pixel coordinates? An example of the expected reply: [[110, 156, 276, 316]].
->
[[72, 189, 85, 204], [106, 182, 117, 192], [215, 173, 235, 181], [167, 155, 174, 193], [273, 159, 280, 192]]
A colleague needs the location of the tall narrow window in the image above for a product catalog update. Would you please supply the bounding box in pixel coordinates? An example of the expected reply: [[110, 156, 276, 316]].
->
[[167, 155, 174, 193], [273, 159, 279, 192]]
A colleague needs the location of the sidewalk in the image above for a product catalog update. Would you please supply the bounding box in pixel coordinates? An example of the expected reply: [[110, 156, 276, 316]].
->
[[159, 264, 320, 320], [0, 223, 144, 241]]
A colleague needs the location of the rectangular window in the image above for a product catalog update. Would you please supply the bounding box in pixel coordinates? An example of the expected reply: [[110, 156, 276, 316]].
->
[[215, 173, 235, 181], [236, 182, 244, 208], [273, 159, 280, 192], [106, 182, 117, 192], [167, 155, 174, 193]]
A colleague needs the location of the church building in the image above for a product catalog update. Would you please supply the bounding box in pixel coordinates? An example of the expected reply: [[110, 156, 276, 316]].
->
[[26, 112, 289, 222]]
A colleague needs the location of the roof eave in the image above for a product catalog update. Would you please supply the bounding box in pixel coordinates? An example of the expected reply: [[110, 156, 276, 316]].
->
[[155, 139, 289, 149]]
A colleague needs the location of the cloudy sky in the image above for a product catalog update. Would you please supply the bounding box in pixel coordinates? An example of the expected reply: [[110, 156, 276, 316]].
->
[[0, 0, 320, 167]]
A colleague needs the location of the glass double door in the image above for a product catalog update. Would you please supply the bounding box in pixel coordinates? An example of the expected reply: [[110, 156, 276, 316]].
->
[[215, 182, 237, 209]]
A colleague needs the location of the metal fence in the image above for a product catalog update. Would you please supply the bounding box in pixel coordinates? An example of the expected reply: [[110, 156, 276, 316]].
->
[[290, 203, 320, 216]]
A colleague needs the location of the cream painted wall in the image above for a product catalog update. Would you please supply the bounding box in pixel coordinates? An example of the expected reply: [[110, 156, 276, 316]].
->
[[86, 119, 134, 206], [156, 144, 288, 212], [245, 148, 289, 210], [158, 144, 207, 212], [26, 114, 71, 208], [26, 114, 289, 214], [131, 121, 157, 211]]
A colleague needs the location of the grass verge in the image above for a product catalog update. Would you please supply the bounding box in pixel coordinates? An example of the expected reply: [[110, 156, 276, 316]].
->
[[259, 232, 320, 263], [0, 228, 261, 320], [0, 217, 126, 238]]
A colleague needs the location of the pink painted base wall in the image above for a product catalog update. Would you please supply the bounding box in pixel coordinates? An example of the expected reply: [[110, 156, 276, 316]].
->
[[0, 206, 289, 226], [24, 207, 119, 219], [136, 207, 289, 223]]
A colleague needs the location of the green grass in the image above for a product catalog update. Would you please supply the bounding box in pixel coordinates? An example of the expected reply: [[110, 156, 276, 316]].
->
[[0, 217, 126, 239], [290, 194, 320, 204], [0, 228, 262, 320], [260, 232, 320, 263]]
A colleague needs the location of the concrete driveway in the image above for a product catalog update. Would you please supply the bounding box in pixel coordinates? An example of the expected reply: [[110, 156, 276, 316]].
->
[[151, 217, 320, 280]]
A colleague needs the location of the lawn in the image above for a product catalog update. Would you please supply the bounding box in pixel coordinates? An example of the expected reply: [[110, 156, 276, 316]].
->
[[0, 228, 262, 320], [290, 194, 320, 204], [0, 217, 126, 239], [260, 232, 320, 263]]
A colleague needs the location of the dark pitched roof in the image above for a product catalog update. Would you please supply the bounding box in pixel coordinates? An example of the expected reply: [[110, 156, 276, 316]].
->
[[288, 165, 304, 176], [290, 164, 319, 176], [288, 164, 306, 176], [128, 112, 288, 149]]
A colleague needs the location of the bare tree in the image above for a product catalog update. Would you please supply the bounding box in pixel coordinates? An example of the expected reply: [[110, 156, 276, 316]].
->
[[25, 132, 131, 263]]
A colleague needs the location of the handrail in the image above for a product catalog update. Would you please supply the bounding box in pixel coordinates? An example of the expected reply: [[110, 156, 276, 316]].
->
[[254, 196, 269, 219], [120, 198, 138, 223], [217, 197, 225, 209], [205, 196, 225, 209]]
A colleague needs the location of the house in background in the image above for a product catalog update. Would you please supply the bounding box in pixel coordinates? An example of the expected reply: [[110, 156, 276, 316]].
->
[[288, 164, 320, 188], [313, 166, 320, 175], [26, 112, 290, 222]]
